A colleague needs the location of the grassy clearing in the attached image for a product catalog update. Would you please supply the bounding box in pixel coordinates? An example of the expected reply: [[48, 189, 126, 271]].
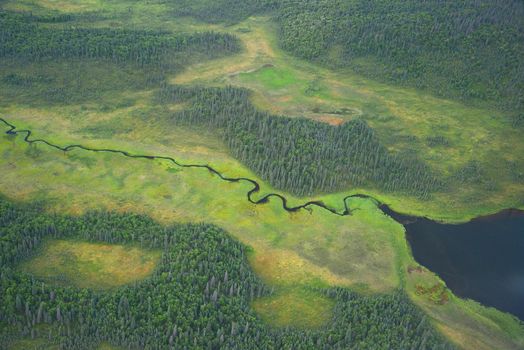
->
[[252, 287, 334, 328], [239, 65, 300, 90], [19, 239, 161, 289]]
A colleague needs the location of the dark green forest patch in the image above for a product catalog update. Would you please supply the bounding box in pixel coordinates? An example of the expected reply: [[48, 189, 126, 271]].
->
[[0, 11, 240, 65], [158, 85, 442, 198], [169, 0, 278, 25], [0, 196, 453, 349], [0, 10, 240, 106], [275, 0, 524, 114]]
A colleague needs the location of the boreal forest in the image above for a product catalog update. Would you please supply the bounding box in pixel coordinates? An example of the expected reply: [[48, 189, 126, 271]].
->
[[0, 1, 523, 350]]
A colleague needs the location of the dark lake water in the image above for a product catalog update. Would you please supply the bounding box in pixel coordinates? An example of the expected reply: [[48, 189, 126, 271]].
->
[[382, 206, 524, 321]]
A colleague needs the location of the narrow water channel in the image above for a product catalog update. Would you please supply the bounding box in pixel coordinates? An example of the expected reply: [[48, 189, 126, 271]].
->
[[383, 206, 524, 321], [2, 117, 523, 321]]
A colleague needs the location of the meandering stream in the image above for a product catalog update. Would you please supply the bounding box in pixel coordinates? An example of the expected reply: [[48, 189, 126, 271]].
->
[[0, 117, 370, 216], [2, 117, 523, 321]]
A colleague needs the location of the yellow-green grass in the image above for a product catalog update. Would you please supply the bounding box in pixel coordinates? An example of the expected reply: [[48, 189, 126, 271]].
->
[[19, 239, 161, 289], [239, 66, 301, 90], [252, 287, 334, 328]]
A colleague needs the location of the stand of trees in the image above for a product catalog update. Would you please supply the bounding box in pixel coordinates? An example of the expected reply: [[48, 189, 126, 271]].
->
[[170, 0, 278, 25], [0, 196, 453, 349], [0, 10, 240, 106], [0, 11, 240, 66], [159, 85, 442, 198], [275, 0, 524, 113]]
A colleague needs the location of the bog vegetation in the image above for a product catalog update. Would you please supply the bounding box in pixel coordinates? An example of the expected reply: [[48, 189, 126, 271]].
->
[[0, 197, 452, 349]]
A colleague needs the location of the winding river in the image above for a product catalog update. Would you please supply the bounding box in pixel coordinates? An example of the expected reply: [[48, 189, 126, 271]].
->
[[0, 117, 369, 217], [2, 117, 523, 321]]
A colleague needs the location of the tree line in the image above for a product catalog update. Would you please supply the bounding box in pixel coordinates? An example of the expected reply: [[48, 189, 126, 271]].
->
[[0, 10, 240, 66], [158, 85, 442, 198], [0, 196, 453, 349], [170, 0, 278, 25], [275, 0, 524, 114], [0, 9, 241, 106]]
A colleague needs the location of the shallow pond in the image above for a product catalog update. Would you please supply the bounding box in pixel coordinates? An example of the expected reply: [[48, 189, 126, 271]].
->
[[383, 206, 524, 321]]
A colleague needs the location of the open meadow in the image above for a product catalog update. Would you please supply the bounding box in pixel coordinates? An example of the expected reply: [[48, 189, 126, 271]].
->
[[18, 239, 161, 289]]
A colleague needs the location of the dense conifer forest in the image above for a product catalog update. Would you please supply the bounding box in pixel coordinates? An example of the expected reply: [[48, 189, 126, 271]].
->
[[0, 11, 240, 66], [0, 197, 453, 349], [159, 85, 441, 197], [276, 0, 524, 113], [171, 0, 278, 25]]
